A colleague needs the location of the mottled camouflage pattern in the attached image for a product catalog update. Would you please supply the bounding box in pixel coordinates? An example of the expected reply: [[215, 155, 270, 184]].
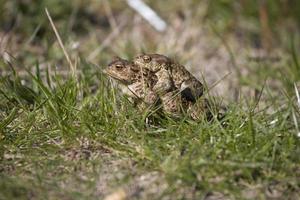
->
[[104, 56, 211, 120], [133, 54, 204, 101]]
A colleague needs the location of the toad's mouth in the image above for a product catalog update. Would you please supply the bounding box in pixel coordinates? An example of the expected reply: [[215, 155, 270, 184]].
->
[[103, 69, 131, 85]]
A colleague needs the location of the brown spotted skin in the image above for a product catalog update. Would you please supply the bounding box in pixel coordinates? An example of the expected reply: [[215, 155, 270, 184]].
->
[[134, 54, 171, 72], [188, 98, 212, 121], [103, 57, 159, 107], [104, 57, 184, 116], [104, 57, 141, 85], [104, 56, 211, 120], [133, 54, 204, 101], [160, 91, 212, 120]]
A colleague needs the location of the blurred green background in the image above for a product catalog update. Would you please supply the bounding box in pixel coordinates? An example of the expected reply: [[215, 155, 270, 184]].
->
[[1, 0, 299, 45], [1, 0, 299, 96]]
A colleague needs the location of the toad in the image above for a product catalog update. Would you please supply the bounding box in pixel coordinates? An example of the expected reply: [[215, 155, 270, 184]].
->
[[133, 53, 204, 102], [104, 57, 211, 120], [103, 57, 159, 109], [103, 57, 188, 116]]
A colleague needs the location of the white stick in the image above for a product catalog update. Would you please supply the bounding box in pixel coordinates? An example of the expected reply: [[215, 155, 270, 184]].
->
[[127, 0, 167, 32], [295, 83, 300, 110]]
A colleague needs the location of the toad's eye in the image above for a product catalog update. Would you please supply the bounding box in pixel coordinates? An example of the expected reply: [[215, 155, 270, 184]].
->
[[142, 55, 151, 63], [115, 64, 124, 69]]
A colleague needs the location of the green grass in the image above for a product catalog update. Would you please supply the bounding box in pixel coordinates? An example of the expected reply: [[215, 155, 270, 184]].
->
[[1, 1, 300, 199], [1, 57, 299, 199]]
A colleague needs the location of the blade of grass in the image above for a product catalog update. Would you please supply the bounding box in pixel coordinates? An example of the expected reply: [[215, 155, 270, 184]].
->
[[45, 8, 76, 78], [0, 107, 18, 131]]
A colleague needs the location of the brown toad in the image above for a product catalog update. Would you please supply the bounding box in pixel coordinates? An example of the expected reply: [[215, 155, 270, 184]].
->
[[103, 57, 159, 108], [133, 53, 204, 102], [103, 57, 211, 120], [103, 57, 189, 116]]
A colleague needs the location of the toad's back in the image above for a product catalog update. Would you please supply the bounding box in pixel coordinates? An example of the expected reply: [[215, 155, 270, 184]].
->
[[134, 54, 204, 99]]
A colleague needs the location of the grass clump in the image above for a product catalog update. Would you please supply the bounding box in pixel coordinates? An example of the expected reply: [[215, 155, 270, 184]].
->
[[1, 56, 299, 199]]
